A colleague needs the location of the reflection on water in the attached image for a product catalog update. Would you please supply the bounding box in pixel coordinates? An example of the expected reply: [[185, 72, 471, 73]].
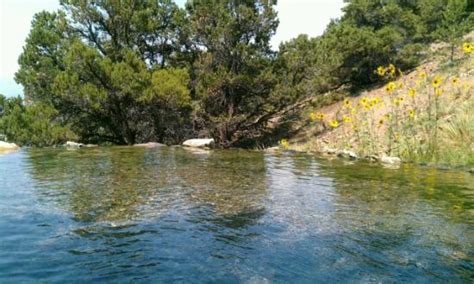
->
[[0, 147, 473, 282]]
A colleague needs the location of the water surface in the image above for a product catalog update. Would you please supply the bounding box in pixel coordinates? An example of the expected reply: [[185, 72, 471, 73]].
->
[[0, 147, 473, 282]]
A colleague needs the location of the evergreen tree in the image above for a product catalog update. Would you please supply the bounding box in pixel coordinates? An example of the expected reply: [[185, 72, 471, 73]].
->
[[186, 0, 279, 147]]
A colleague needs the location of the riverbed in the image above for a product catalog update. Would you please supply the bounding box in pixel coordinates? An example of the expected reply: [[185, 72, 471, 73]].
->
[[0, 147, 472, 282]]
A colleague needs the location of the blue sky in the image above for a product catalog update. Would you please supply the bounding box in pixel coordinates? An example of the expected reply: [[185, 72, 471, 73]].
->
[[0, 0, 344, 97]]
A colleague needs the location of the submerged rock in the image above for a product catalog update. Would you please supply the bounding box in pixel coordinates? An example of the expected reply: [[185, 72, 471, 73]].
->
[[381, 156, 402, 165], [133, 142, 165, 148], [182, 138, 214, 148], [336, 150, 358, 160], [0, 141, 19, 150]]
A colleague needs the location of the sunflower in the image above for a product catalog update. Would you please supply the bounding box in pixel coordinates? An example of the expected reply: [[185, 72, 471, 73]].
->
[[378, 118, 384, 127], [451, 77, 460, 85], [388, 64, 396, 76], [418, 71, 427, 79], [463, 42, 473, 53], [316, 112, 325, 121], [435, 88, 443, 97], [351, 107, 357, 115], [408, 88, 416, 97], [432, 76, 442, 88], [329, 120, 339, 128], [279, 139, 290, 148], [385, 82, 396, 93], [371, 97, 381, 105], [393, 98, 401, 107], [343, 116, 352, 123], [360, 97, 369, 106], [376, 66, 386, 76], [343, 98, 352, 108], [408, 109, 415, 119]]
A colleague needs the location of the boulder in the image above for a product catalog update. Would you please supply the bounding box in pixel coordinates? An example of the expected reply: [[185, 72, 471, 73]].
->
[[0, 141, 19, 150], [336, 149, 358, 160], [182, 138, 214, 148], [381, 156, 402, 165], [133, 142, 166, 148], [65, 141, 84, 148]]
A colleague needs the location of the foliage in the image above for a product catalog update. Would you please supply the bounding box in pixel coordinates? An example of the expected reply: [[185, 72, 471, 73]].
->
[[0, 95, 76, 146], [16, 0, 191, 145], [186, 0, 279, 147], [10, 0, 474, 151]]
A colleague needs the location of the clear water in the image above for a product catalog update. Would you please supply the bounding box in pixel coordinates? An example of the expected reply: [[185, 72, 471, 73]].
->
[[0, 147, 472, 282]]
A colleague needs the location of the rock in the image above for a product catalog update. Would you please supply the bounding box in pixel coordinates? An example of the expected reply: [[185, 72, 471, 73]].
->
[[182, 138, 214, 148], [65, 141, 84, 148], [381, 156, 402, 165], [0, 141, 19, 150], [264, 146, 280, 153], [337, 149, 358, 160], [133, 142, 165, 148], [364, 155, 379, 162], [322, 146, 337, 154]]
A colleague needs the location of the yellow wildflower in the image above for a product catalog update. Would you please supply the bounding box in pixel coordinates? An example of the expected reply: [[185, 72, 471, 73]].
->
[[393, 98, 401, 107], [385, 82, 396, 93], [329, 120, 339, 128], [408, 88, 416, 97], [432, 76, 442, 88], [376, 66, 386, 76], [343, 116, 352, 123], [435, 88, 443, 97], [309, 113, 317, 121], [360, 97, 369, 106], [351, 107, 357, 115], [371, 97, 381, 105], [463, 42, 473, 53], [279, 139, 290, 148], [388, 64, 396, 76], [343, 98, 352, 108], [451, 77, 460, 85], [315, 112, 325, 121], [418, 71, 427, 79], [408, 109, 415, 119], [378, 118, 384, 127]]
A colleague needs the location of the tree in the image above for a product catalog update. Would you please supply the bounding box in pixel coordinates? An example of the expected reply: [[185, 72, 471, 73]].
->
[[435, 0, 473, 61], [186, 0, 279, 147], [0, 96, 75, 146], [16, 0, 192, 145]]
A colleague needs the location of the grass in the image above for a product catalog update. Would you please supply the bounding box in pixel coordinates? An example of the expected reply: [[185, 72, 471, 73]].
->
[[284, 41, 474, 168]]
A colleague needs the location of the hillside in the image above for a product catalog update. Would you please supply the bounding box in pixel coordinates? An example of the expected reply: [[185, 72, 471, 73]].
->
[[285, 34, 474, 167]]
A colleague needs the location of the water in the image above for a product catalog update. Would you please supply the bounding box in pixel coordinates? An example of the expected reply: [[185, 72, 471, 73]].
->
[[0, 147, 472, 282]]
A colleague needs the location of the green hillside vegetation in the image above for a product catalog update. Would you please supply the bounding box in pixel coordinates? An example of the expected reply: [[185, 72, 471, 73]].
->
[[1, 0, 473, 152]]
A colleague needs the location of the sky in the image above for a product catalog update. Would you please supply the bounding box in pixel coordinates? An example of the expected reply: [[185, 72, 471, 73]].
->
[[0, 0, 345, 97]]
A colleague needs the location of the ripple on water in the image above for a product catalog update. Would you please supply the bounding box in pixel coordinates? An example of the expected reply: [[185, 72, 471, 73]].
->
[[0, 147, 472, 282]]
